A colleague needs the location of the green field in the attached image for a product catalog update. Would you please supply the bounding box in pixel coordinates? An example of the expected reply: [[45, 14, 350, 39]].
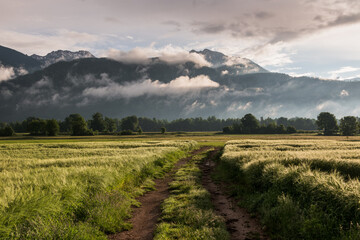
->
[[3, 134, 360, 239], [218, 139, 360, 239], [0, 140, 196, 239]]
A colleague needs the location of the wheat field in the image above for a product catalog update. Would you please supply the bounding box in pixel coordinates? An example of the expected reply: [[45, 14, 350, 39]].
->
[[220, 139, 360, 239], [0, 140, 196, 239]]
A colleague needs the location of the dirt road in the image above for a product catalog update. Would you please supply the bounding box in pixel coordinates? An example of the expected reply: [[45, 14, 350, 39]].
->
[[108, 146, 212, 240], [200, 148, 269, 240]]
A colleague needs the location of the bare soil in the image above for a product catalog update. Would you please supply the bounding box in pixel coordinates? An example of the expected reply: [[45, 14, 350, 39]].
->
[[200, 148, 269, 240], [108, 146, 212, 240]]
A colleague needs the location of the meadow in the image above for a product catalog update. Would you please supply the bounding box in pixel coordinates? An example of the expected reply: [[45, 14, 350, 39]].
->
[[4, 134, 360, 239], [0, 140, 196, 239], [218, 139, 360, 239]]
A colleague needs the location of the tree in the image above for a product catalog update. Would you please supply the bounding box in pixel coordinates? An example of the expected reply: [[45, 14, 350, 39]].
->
[[276, 124, 287, 134], [316, 112, 338, 136], [277, 117, 288, 127], [241, 113, 259, 134], [232, 122, 243, 133], [65, 114, 93, 136], [340, 116, 358, 136], [137, 126, 143, 134], [28, 119, 46, 135], [104, 117, 117, 132], [90, 112, 106, 132], [46, 119, 60, 136], [0, 126, 15, 136], [161, 127, 166, 134], [222, 126, 232, 134], [121, 116, 139, 132], [286, 126, 297, 134]]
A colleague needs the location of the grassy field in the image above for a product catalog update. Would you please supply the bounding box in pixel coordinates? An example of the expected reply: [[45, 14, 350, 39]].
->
[[3, 133, 360, 239], [217, 139, 360, 239], [0, 140, 196, 239]]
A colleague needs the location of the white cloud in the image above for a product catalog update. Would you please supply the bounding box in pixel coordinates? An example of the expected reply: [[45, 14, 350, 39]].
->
[[25, 77, 53, 95], [240, 42, 294, 67], [340, 89, 349, 97], [83, 74, 219, 99], [105, 45, 211, 67], [287, 72, 317, 78], [221, 70, 229, 75], [328, 66, 360, 79], [184, 100, 206, 115], [238, 102, 252, 110], [0, 65, 15, 82], [331, 66, 360, 74], [227, 101, 252, 112], [0, 29, 99, 55]]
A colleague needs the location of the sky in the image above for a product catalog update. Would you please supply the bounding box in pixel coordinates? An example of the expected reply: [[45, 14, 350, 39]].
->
[[1, 0, 360, 80]]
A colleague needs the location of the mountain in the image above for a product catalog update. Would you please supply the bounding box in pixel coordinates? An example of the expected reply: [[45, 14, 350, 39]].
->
[[0, 48, 358, 121], [191, 49, 268, 74], [0, 45, 41, 74], [31, 50, 95, 67]]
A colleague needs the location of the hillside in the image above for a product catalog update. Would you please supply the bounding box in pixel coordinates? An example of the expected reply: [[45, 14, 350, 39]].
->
[[0, 47, 357, 121]]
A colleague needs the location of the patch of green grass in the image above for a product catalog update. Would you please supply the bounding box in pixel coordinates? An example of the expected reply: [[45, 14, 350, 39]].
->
[[154, 149, 230, 240], [0, 140, 197, 239], [215, 139, 360, 239]]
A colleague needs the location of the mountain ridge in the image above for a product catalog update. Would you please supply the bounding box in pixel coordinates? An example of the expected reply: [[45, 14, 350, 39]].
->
[[0, 45, 357, 121], [31, 50, 95, 67]]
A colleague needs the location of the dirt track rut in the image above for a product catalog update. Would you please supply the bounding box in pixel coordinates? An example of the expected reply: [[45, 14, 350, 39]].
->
[[200, 148, 269, 240]]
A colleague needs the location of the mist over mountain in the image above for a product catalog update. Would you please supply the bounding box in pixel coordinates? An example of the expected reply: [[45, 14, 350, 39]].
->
[[0, 45, 358, 122], [0, 45, 41, 81]]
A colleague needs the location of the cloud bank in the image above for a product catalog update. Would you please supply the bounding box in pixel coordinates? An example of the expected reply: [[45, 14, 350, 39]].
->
[[0, 65, 15, 82], [0, 65, 28, 82], [106, 45, 211, 67], [83, 74, 219, 99]]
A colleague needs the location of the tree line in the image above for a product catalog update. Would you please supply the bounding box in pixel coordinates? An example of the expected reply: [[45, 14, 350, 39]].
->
[[222, 112, 360, 136], [0, 111, 348, 136], [316, 112, 360, 136], [222, 113, 297, 134]]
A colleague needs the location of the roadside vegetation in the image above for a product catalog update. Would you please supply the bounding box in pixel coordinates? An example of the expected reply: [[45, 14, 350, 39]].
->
[[215, 139, 360, 239], [154, 148, 229, 240], [0, 140, 196, 239]]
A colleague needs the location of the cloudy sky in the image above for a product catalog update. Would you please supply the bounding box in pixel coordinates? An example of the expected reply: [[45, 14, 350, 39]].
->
[[1, 0, 360, 80]]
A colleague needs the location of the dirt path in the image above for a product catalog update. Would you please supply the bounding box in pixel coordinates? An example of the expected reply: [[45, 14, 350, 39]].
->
[[108, 146, 212, 240], [200, 148, 269, 240]]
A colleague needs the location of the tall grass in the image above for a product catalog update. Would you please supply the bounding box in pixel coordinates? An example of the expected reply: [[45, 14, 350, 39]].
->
[[217, 139, 360, 239], [0, 140, 196, 239], [155, 150, 229, 240]]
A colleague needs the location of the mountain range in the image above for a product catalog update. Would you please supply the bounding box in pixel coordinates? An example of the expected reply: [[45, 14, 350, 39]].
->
[[0, 45, 358, 122]]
